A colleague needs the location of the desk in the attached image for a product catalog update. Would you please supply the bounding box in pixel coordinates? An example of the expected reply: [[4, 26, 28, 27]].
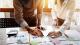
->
[[6, 27, 80, 45]]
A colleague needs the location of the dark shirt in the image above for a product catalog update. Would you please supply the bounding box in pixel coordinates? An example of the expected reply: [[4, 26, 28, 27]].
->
[[13, 0, 42, 28]]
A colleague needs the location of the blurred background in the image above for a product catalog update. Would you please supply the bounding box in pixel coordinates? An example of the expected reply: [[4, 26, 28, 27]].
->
[[0, 0, 80, 45]]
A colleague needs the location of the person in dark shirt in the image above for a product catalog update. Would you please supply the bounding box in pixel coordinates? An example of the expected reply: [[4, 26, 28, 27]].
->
[[13, 0, 43, 37]]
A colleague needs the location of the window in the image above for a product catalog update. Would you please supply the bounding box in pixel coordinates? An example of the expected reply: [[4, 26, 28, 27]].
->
[[0, 0, 13, 8], [0, 0, 14, 18]]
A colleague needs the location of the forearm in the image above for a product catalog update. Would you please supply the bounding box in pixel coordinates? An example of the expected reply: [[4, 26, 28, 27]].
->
[[13, 0, 30, 29], [59, 19, 70, 33], [37, 0, 43, 26]]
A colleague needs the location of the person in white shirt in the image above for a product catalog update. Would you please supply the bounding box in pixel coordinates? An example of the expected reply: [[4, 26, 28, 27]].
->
[[48, 0, 76, 39]]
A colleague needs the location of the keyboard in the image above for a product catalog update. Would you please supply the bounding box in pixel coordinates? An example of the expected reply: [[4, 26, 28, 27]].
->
[[0, 18, 20, 28]]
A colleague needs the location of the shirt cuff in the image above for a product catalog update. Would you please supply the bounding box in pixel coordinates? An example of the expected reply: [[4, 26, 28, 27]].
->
[[20, 21, 29, 29]]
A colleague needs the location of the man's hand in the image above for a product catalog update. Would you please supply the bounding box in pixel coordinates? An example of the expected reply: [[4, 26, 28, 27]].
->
[[48, 31, 62, 38], [26, 27, 43, 37]]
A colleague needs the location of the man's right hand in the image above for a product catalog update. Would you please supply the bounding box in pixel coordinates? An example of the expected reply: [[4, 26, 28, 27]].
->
[[26, 27, 43, 37], [48, 31, 62, 38]]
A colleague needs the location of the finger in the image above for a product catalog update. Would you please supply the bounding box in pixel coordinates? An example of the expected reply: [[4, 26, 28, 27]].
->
[[33, 31, 42, 36], [36, 31, 43, 37], [39, 33, 44, 37], [48, 32, 55, 36], [31, 32, 38, 36]]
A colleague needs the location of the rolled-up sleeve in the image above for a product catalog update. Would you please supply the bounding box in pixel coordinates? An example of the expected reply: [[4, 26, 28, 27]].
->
[[13, 0, 29, 28]]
